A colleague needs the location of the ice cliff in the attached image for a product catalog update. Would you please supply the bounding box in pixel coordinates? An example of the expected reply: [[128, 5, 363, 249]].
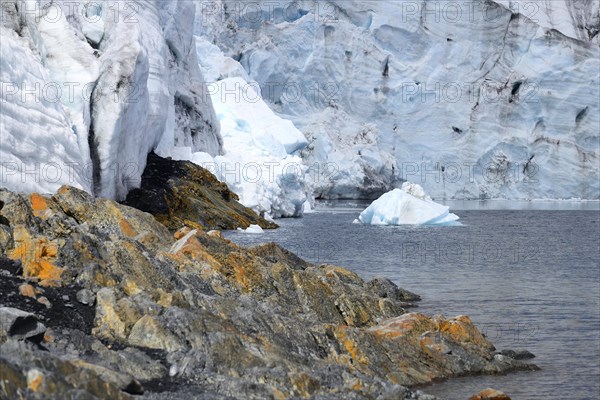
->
[[1, 0, 221, 200], [195, 0, 600, 200], [2, 0, 598, 213]]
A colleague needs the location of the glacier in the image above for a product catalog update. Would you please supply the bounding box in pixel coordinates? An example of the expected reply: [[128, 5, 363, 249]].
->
[[169, 73, 310, 218], [163, 33, 312, 218], [1, 0, 598, 220], [357, 182, 461, 225], [195, 0, 600, 200], [1, 0, 221, 200]]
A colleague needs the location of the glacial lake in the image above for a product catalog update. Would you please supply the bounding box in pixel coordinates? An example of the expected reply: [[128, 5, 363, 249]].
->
[[225, 201, 600, 399]]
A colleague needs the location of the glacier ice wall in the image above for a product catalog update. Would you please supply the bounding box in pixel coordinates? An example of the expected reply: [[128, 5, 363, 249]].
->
[[1, 0, 222, 200], [196, 0, 600, 200]]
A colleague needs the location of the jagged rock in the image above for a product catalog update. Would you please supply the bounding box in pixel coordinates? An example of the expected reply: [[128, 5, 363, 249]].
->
[[36, 297, 51, 309], [18, 283, 37, 299], [0, 307, 46, 344], [93, 288, 129, 342], [123, 153, 277, 231], [0, 340, 135, 399], [0, 186, 537, 399], [499, 349, 536, 360], [128, 315, 184, 352], [76, 288, 95, 306], [0, 225, 12, 254], [365, 277, 422, 302]]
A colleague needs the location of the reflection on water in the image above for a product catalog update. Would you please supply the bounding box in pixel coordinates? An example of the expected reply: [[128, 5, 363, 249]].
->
[[225, 204, 600, 399]]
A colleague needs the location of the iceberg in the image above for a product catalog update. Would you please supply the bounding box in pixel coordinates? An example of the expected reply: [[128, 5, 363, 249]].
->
[[358, 183, 460, 226], [237, 224, 264, 234]]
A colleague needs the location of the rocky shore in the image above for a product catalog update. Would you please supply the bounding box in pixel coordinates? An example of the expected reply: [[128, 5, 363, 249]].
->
[[0, 160, 537, 399]]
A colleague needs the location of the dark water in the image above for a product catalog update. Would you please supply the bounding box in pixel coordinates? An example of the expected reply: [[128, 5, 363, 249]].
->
[[225, 204, 600, 400]]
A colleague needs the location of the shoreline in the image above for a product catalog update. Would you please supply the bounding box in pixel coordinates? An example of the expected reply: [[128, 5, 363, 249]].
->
[[0, 159, 539, 399]]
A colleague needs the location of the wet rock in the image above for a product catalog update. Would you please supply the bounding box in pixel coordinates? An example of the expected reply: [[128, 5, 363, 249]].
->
[[366, 277, 422, 302], [499, 349, 535, 360], [469, 388, 512, 400], [123, 153, 277, 231], [0, 307, 46, 344]]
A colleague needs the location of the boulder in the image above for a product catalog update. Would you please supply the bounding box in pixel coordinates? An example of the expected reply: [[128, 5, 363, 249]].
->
[[469, 388, 512, 400], [0, 307, 46, 344]]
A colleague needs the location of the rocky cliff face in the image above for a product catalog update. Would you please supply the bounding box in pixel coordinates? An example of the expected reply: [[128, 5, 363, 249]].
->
[[0, 184, 536, 399], [196, 0, 599, 200]]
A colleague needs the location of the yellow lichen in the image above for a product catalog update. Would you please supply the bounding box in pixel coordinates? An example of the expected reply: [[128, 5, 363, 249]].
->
[[8, 227, 63, 286]]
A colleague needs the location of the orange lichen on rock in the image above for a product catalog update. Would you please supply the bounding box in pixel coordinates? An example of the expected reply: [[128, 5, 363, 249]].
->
[[435, 315, 493, 350], [30, 193, 50, 219], [322, 265, 362, 283], [289, 372, 320, 398], [220, 252, 269, 293], [169, 229, 221, 269], [31, 261, 63, 284], [19, 283, 38, 298], [8, 226, 63, 286], [333, 327, 368, 365], [26, 369, 44, 392], [119, 219, 138, 238], [367, 313, 434, 339], [174, 227, 193, 240]]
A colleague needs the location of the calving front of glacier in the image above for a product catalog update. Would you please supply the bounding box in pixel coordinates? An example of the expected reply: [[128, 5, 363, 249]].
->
[[1, 0, 221, 200], [168, 75, 310, 219], [196, 0, 600, 200]]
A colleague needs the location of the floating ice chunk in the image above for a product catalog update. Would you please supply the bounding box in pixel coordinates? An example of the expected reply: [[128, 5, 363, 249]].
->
[[358, 184, 460, 226], [303, 201, 315, 214], [237, 224, 264, 234]]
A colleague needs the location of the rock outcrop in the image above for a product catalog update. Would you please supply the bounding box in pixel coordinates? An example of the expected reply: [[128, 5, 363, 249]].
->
[[0, 186, 536, 399], [123, 153, 277, 231]]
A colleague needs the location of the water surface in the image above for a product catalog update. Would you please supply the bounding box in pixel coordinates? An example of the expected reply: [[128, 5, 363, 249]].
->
[[225, 204, 600, 399]]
